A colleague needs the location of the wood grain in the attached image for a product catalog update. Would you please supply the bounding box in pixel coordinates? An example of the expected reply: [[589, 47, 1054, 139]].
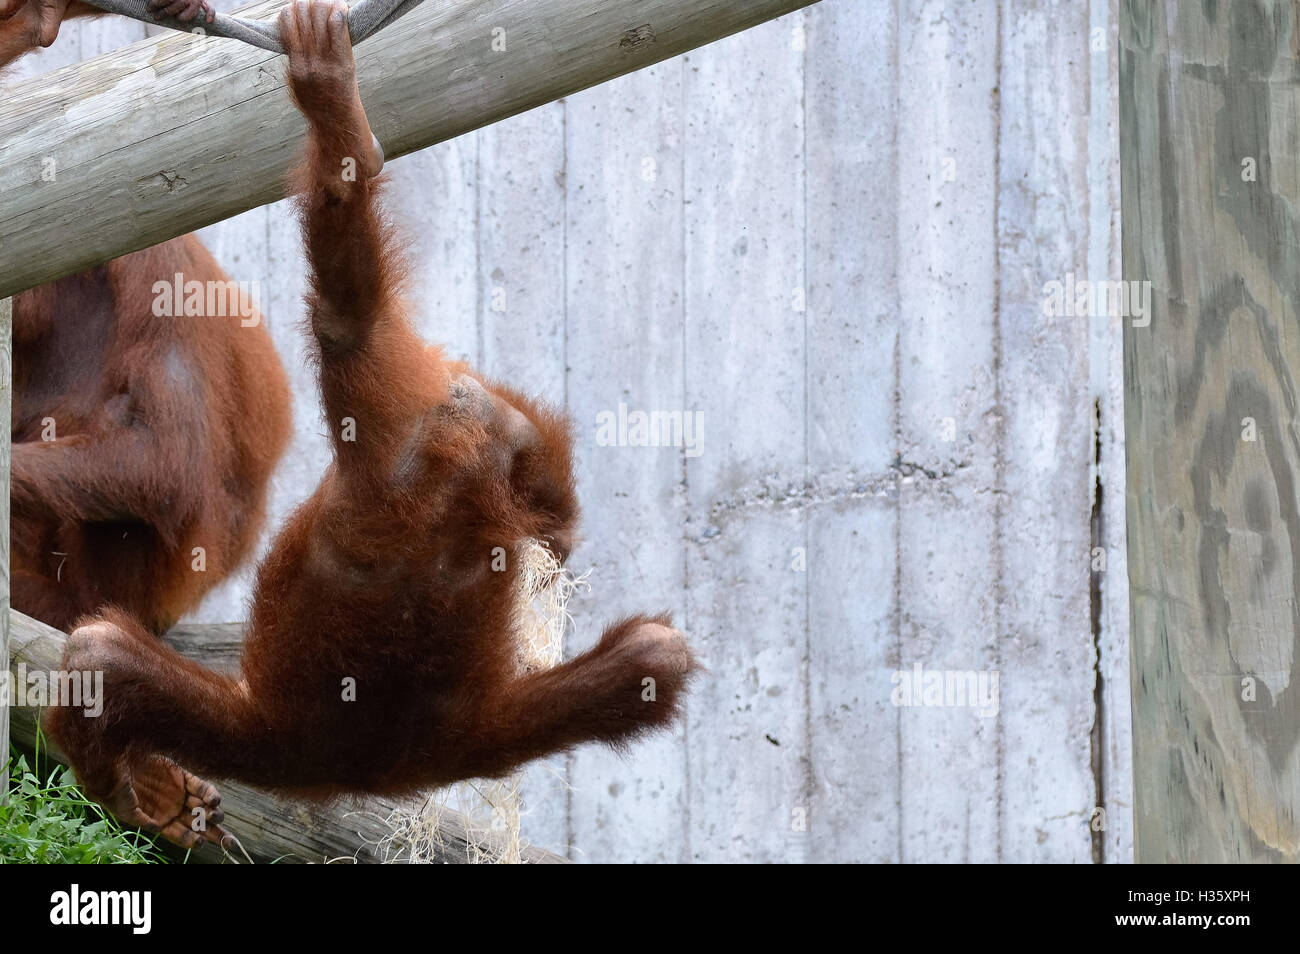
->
[[1121, 0, 1300, 862], [0, 0, 820, 299]]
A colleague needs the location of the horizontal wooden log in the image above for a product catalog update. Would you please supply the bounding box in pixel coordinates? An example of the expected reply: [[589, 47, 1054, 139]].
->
[[0, 0, 818, 299], [7, 610, 567, 864]]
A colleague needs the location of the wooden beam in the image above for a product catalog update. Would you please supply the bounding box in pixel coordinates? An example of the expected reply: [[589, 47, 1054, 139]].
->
[[1121, 0, 1300, 862], [0, 0, 817, 299], [7, 610, 568, 864]]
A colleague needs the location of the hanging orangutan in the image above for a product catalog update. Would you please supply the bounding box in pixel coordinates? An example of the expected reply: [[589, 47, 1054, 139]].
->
[[44, 0, 697, 849]]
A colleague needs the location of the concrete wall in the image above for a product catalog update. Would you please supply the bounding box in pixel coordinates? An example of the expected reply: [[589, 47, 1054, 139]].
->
[[15, 0, 1132, 863]]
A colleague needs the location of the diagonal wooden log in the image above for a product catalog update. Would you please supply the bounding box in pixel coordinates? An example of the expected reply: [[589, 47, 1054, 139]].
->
[[7, 610, 568, 864], [0, 0, 818, 299]]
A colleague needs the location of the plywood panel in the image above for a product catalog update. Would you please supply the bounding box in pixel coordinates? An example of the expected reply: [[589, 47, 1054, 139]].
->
[[1120, 0, 1300, 863]]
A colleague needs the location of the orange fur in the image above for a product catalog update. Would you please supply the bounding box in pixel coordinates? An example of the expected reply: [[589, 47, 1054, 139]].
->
[[12, 236, 291, 631], [45, 0, 697, 849], [0, 0, 101, 72]]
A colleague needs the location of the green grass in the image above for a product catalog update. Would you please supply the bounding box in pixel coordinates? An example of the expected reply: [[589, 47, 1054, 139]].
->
[[0, 739, 168, 864]]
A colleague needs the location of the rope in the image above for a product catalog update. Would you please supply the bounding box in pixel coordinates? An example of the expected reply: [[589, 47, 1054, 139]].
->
[[78, 0, 427, 54]]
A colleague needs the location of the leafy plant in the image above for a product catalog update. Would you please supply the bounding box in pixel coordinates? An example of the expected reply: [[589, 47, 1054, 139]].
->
[[0, 741, 167, 864]]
